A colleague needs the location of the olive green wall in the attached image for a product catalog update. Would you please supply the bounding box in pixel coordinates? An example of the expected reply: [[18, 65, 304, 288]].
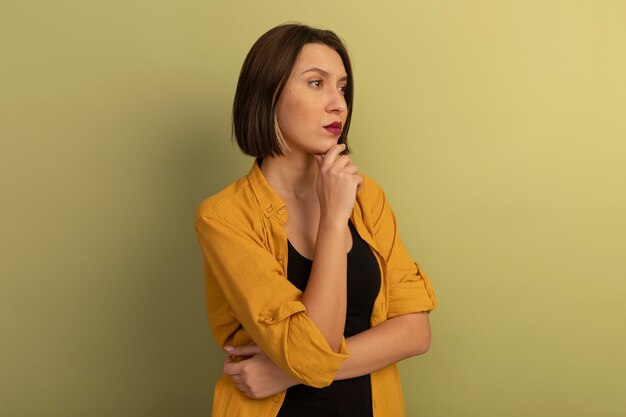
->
[[2, 1, 625, 416]]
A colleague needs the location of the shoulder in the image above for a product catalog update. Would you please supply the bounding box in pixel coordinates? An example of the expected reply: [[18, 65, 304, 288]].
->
[[195, 175, 258, 228], [359, 174, 383, 195], [356, 173, 386, 210]]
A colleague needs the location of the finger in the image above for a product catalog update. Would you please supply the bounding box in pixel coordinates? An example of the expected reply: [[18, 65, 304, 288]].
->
[[226, 344, 263, 357], [225, 371, 240, 382], [229, 374, 244, 385], [355, 175, 364, 190], [343, 164, 359, 175], [222, 360, 242, 376], [321, 144, 346, 168], [328, 154, 351, 170], [228, 376, 250, 395], [234, 382, 249, 394]]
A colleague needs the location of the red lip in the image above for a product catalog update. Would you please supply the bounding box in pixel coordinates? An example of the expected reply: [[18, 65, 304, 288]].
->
[[323, 121, 343, 135]]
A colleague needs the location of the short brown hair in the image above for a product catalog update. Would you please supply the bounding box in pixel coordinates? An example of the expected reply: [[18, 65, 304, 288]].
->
[[232, 23, 354, 157]]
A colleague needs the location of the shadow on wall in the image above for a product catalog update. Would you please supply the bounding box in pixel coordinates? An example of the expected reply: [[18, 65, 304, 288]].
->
[[156, 109, 249, 410], [107, 101, 247, 414]]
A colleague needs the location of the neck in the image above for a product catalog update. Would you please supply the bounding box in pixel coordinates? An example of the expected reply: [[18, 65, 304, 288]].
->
[[260, 153, 318, 201]]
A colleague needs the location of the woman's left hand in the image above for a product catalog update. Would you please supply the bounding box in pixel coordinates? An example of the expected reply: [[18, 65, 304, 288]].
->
[[222, 344, 300, 400]]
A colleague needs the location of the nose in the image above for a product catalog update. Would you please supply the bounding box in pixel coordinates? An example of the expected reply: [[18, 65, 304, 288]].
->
[[325, 87, 347, 114]]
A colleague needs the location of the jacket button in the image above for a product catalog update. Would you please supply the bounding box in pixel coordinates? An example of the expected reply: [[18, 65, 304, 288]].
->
[[278, 208, 285, 215]]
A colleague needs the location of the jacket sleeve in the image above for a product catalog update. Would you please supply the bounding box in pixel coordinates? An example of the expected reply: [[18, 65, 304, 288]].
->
[[367, 180, 437, 318], [195, 213, 349, 388]]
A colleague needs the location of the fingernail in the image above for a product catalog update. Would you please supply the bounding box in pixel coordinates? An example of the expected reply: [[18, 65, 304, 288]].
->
[[224, 346, 234, 352]]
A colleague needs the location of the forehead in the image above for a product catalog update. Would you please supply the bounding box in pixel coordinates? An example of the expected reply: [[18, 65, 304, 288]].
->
[[292, 43, 347, 75]]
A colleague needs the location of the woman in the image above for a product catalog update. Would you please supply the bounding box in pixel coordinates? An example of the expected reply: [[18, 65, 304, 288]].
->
[[195, 23, 437, 417]]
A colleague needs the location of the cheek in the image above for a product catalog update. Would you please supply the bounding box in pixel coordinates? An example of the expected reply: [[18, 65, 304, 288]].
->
[[277, 93, 309, 127], [276, 90, 291, 120]]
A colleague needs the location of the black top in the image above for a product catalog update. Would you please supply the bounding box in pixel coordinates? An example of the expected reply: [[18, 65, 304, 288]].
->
[[277, 220, 381, 417]]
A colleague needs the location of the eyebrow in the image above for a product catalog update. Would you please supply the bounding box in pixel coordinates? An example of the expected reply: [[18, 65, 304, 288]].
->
[[301, 67, 348, 82]]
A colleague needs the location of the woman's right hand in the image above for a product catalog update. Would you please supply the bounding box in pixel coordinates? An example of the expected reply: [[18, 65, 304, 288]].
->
[[223, 344, 299, 400], [314, 143, 363, 225]]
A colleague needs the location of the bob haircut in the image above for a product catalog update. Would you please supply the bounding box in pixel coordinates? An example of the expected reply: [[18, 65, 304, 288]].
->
[[232, 23, 354, 157]]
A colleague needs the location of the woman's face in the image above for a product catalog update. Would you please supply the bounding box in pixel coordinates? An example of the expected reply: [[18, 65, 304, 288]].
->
[[275, 43, 349, 156]]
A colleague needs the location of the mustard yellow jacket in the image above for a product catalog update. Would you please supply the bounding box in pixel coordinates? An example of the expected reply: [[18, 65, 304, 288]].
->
[[195, 160, 437, 417]]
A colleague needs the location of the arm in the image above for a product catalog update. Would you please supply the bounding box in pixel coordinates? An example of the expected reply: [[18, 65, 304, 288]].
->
[[335, 312, 430, 380], [224, 312, 430, 398], [305, 144, 362, 351], [300, 215, 348, 353]]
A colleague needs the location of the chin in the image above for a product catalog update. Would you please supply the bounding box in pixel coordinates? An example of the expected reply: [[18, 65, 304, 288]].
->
[[286, 136, 340, 157], [316, 139, 342, 155]]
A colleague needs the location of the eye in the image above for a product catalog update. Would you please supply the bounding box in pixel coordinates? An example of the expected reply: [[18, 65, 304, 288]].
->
[[309, 80, 322, 87], [338, 85, 348, 94]]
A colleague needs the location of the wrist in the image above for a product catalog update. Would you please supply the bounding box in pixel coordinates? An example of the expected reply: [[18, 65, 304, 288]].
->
[[318, 215, 348, 231]]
